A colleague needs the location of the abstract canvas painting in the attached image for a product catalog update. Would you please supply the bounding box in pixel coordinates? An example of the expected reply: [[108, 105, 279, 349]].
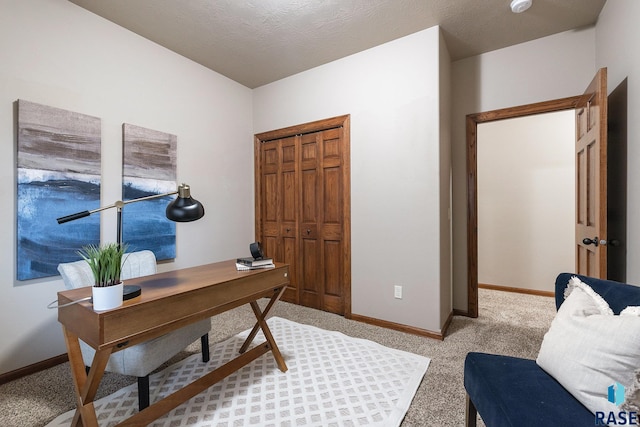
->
[[17, 100, 101, 280], [122, 124, 177, 260]]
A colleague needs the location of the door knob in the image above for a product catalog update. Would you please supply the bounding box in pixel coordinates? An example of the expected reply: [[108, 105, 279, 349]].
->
[[306, 229, 311, 235], [582, 237, 606, 247]]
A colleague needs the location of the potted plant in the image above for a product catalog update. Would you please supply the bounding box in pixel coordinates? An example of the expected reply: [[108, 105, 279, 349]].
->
[[78, 243, 127, 311]]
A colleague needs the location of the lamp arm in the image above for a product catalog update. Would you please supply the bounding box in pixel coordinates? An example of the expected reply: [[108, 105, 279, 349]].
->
[[120, 190, 178, 206], [56, 190, 179, 224], [56, 210, 91, 224], [56, 203, 119, 224]]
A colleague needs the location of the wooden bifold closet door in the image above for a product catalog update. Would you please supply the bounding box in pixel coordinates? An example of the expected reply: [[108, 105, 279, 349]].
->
[[254, 115, 351, 316]]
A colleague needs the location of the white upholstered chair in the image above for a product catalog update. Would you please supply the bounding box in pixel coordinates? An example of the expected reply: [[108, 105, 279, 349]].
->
[[57, 250, 211, 410]]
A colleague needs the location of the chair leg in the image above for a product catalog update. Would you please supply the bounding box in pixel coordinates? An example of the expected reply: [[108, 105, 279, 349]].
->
[[201, 334, 210, 362], [466, 394, 478, 427], [138, 375, 150, 411]]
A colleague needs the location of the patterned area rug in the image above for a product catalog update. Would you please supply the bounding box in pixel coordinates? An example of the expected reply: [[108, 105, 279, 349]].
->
[[47, 317, 430, 427]]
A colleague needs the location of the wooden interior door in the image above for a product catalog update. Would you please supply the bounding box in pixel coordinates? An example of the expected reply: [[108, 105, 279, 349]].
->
[[259, 135, 299, 302], [255, 115, 351, 316], [575, 68, 608, 277], [299, 131, 321, 309], [298, 128, 346, 313]]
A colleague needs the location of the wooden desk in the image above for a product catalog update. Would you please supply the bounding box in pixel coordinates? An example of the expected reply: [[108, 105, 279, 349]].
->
[[57, 259, 289, 427]]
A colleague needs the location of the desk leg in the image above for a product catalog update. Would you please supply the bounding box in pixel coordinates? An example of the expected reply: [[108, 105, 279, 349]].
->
[[239, 287, 282, 350], [63, 326, 111, 427], [239, 286, 288, 373]]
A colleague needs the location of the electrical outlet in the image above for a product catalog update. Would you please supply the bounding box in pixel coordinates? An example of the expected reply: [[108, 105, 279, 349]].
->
[[394, 285, 403, 299]]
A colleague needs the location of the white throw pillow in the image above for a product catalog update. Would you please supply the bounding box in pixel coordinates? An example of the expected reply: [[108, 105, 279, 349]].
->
[[536, 277, 640, 415], [563, 276, 613, 315]]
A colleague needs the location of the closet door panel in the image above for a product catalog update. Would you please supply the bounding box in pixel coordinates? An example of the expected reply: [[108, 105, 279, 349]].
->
[[300, 238, 320, 309], [301, 169, 318, 224], [320, 129, 345, 310], [281, 232, 298, 302], [324, 241, 341, 296], [260, 140, 279, 260], [280, 136, 298, 302], [323, 166, 342, 239], [263, 236, 279, 261], [323, 240, 343, 313]]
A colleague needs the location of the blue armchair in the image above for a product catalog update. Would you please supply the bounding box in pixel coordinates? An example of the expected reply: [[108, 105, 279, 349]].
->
[[464, 273, 640, 427]]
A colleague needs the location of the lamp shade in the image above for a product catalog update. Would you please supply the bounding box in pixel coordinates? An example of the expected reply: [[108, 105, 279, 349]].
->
[[165, 184, 205, 222]]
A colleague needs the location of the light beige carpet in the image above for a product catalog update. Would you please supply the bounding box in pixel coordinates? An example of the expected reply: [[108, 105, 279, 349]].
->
[[0, 288, 556, 426]]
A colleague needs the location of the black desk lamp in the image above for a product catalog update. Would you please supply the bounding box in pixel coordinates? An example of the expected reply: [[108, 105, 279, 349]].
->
[[56, 183, 205, 299]]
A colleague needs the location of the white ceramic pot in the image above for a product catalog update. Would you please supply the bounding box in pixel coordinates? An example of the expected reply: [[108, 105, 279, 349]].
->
[[92, 282, 124, 311]]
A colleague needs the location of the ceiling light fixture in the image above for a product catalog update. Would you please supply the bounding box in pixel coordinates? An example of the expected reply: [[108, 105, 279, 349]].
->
[[510, 0, 532, 13]]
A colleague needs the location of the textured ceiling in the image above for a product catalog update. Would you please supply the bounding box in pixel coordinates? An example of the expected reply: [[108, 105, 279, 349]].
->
[[68, 0, 606, 89]]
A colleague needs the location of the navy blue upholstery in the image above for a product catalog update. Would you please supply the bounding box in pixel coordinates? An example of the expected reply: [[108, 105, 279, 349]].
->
[[464, 353, 594, 427], [554, 273, 640, 313], [464, 273, 640, 427]]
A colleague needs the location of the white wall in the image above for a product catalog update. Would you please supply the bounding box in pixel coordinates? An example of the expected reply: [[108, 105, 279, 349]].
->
[[0, 0, 254, 374], [596, 0, 640, 285], [451, 28, 596, 311], [253, 27, 449, 333], [438, 32, 453, 325], [477, 111, 575, 292]]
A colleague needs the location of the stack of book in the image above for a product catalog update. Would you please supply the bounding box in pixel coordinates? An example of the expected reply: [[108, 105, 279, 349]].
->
[[236, 257, 275, 270]]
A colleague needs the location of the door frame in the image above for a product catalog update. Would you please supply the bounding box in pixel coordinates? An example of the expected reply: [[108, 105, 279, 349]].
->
[[465, 97, 581, 318], [254, 114, 352, 317]]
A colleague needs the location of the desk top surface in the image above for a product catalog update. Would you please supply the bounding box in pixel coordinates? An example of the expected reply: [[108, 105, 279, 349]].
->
[[58, 259, 287, 307], [56, 259, 289, 348]]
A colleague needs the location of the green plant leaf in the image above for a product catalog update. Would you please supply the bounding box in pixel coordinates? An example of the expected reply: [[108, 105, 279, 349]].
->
[[78, 243, 128, 287]]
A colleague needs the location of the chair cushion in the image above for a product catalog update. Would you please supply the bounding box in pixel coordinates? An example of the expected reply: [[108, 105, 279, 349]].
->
[[58, 250, 158, 289], [57, 259, 94, 289], [464, 352, 594, 427], [79, 318, 211, 377], [120, 250, 157, 280]]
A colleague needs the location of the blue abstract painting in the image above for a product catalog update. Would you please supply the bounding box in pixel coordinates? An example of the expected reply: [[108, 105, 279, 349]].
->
[[17, 100, 101, 280], [122, 124, 176, 260]]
